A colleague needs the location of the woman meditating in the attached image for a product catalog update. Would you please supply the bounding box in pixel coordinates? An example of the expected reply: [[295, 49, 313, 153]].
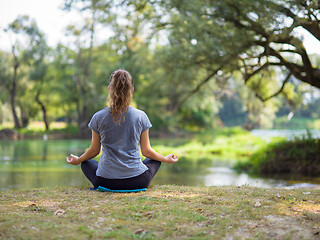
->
[[66, 69, 178, 190]]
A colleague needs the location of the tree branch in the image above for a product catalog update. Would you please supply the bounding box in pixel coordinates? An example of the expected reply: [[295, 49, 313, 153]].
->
[[278, 49, 300, 54], [255, 73, 291, 102], [278, 5, 320, 41], [172, 65, 223, 113], [243, 62, 269, 83]]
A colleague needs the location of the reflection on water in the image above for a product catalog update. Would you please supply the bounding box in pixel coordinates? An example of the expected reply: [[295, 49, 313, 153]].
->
[[0, 171, 89, 190], [202, 167, 320, 189], [0, 139, 91, 190], [0, 137, 319, 190], [153, 159, 320, 189]]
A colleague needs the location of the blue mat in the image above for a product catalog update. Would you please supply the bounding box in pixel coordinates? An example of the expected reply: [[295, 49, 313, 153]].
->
[[90, 186, 147, 193]]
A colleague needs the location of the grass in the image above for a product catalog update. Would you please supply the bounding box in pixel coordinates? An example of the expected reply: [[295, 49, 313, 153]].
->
[[151, 127, 266, 162], [273, 117, 320, 130], [0, 121, 80, 136], [236, 134, 320, 175], [0, 185, 319, 239]]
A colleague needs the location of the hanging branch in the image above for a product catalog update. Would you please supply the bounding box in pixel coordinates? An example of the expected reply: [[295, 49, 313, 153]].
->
[[255, 73, 292, 102], [172, 64, 224, 113]]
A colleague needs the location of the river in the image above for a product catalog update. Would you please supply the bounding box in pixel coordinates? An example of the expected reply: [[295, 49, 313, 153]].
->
[[1, 129, 319, 190]]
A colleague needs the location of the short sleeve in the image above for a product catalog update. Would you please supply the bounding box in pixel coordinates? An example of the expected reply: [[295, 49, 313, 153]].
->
[[88, 113, 100, 134], [141, 111, 152, 132]]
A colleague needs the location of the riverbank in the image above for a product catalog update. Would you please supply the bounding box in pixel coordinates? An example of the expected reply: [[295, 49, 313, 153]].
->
[[236, 135, 320, 176], [1, 185, 319, 239], [0, 126, 266, 161], [0, 124, 84, 140]]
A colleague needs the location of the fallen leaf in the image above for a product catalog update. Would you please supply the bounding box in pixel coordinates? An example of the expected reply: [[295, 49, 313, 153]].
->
[[26, 203, 39, 211], [98, 217, 106, 222], [314, 231, 320, 236], [53, 209, 65, 216], [276, 194, 285, 199], [254, 201, 261, 208], [197, 208, 203, 213], [135, 229, 144, 234], [249, 223, 258, 229], [291, 207, 302, 213], [143, 212, 153, 219]]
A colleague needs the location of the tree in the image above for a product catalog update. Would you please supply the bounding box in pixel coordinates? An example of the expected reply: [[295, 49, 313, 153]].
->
[[216, 0, 320, 90], [125, 0, 320, 106], [62, 0, 116, 135], [12, 0, 314, 132], [62, 0, 236, 130], [3, 15, 49, 128], [0, 51, 12, 124], [26, 23, 50, 130]]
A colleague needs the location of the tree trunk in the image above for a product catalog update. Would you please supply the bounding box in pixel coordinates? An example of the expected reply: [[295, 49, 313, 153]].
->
[[11, 62, 21, 129], [35, 90, 49, 131], [20, 108, 29, 128], [78, 89, 90, 137], [78, 10, 95, 137]]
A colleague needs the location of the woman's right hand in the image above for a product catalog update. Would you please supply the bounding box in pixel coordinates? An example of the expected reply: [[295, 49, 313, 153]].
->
[[165, 153, 178, 164]]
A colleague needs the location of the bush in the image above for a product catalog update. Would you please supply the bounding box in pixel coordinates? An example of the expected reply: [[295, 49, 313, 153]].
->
[[236, 134, 320, 176]]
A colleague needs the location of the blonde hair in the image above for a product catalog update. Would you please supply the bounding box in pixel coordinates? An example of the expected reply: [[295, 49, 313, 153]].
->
[[108, 69, 133, 125]]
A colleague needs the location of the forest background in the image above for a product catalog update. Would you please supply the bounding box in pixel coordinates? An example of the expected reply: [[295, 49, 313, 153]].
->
[[0, 0, 320, 137]]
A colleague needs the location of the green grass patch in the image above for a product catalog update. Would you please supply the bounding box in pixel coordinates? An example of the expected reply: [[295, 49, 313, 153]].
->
[[91, 127, 265, 164], [0, 122, 80, 137], [0, 185, 319, 239], [273, 117, 320, 130], [17, 124, 80, 136], [151, 127, 266, 162], [236, 134, 320, 176]]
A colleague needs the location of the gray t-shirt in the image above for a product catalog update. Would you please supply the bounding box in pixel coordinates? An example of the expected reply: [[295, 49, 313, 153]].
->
[[88, 106, 151, 179]]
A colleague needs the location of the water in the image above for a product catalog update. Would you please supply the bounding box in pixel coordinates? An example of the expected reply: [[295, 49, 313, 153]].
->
[[251, 129, 320, 141], [0, 139, 91, 190], [0, 130, 319, 190]]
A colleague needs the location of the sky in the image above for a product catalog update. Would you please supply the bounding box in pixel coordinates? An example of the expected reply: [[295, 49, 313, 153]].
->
[[0, 0, 320, 54], [0, 0, 78, 50]]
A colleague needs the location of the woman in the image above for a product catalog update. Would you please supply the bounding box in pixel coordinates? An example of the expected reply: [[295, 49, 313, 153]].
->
[[66, 69, 178, 190]]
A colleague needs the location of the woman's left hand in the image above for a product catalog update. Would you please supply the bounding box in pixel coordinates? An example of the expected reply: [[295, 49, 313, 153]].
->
[[66, 154, 80, 165]]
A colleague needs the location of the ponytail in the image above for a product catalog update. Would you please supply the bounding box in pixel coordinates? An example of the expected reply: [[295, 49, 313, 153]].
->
[[108, 69, 133, 125]]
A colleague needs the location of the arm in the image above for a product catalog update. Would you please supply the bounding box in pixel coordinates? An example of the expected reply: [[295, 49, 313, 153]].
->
[[66, 130, 101, 165], [140, 129, 178, 164]]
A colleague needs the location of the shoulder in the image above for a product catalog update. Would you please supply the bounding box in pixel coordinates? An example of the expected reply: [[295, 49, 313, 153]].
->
[[128, 107, 151, 127], [91, 107, 110, 119], [128, 106, 148, 118]]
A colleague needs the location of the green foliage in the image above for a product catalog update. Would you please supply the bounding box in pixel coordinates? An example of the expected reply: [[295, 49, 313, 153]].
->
[[1, 0, 320, 132], [237, 134, 320, 175], [150, 127, 266, 162], [274, 117, 320, 130], [15, 124, 80, 136]]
